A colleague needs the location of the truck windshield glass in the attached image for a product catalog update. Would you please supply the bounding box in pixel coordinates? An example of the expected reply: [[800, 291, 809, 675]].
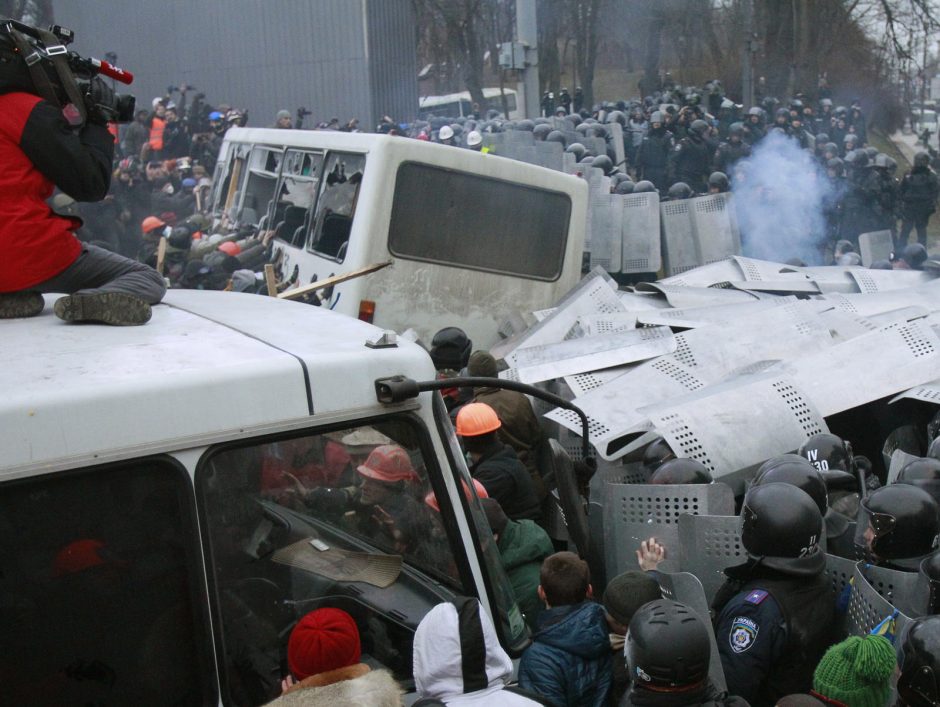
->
[[388, 161, 571, 281], [197, 416, 476, 705], [270, 149, 323, 248], [0, 458, 213, 705]]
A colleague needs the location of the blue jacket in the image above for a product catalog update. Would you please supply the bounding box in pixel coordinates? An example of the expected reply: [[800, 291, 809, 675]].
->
[[518, 601, 612, 707]]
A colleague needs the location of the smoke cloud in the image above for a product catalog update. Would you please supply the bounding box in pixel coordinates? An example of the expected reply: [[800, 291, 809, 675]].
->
[[732, 132, 834, 265]]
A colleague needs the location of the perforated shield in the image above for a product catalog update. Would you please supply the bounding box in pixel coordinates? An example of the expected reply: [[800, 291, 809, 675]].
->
[[784, 319, 940, 417], [588, 191, 623, 273], [858, 230, 894, 266], [658, 258, 743, 288], [677, 514, 745, 604], [661, 199, 699, 275], [634, 283, 757, 309], [535, 141, 564, 171], [656, 572, 728, 692], [636, 298, 798, 329], [846, 562, 913, 637], [620, 192, 662, 273], [607, 122, 626, 166], [692, 193, 741, 264], [511, 326, 675, 384], [732, 256, 799, 282], [848, 268, 935, 294], [602, 483, 735, 578]]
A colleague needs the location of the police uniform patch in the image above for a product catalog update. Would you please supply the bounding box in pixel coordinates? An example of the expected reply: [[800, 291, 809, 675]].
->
[[730, 616, 759, 653], [745, 589, 769, 605]]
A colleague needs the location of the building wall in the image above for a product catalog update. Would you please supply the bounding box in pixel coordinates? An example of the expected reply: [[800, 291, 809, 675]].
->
[[52, 0, 417, 129]]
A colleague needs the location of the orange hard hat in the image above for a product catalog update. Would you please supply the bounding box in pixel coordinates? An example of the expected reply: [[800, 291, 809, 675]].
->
[[424, 478, 488, 512], [141, 216, 166, 233], [357, 444, 417, 483], [456, 402, 501, 437], [218, 240, 241, 256]]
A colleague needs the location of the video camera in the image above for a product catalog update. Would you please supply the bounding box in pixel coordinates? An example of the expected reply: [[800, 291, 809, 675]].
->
[[0, 18, 136, 123]]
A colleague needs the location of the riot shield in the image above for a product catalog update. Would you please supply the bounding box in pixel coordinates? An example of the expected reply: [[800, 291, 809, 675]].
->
[[858, 230, 893, 266], [661, 199, 699, 275], [692, 193, 741, 265], [620, 192, 662, 274], [677, 514, 744, 604]]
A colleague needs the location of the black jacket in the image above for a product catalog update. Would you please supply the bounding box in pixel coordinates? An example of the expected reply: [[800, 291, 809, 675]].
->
[[712, 564, 835, 707], [620, 679, 750, 707], [471, 443, 541, 521]]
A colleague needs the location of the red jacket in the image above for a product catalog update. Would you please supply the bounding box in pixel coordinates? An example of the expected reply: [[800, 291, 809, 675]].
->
[[0, 92, 113, 291]]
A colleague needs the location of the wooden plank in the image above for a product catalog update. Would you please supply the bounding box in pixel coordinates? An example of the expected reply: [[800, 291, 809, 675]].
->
[[263, 264, 278, 297], [277, 261, 392, 300], [155, 236, 168, 276]]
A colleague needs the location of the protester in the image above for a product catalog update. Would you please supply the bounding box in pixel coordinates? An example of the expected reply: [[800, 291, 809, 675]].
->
[[601, 571, 662, 704]]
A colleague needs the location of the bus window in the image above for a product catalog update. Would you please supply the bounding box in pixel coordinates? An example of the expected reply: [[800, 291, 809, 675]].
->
[[270, 150, 322, 248], [215, 144, 251, 220], [197, 417, 475, 704], [308, 152, 365, 262], [239, 146, 283, 227], [388, 162, 572, 281], [0, 458, 213, 705]]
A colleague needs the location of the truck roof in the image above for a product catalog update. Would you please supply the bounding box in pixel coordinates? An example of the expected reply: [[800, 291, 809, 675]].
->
[[1, 291, 435, 476]]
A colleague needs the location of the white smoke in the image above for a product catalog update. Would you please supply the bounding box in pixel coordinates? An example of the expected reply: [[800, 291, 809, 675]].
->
[[732, 132, 833, 265]]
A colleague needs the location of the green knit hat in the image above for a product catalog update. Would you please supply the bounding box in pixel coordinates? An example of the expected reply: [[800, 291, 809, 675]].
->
[[812, 635, 896, 707]]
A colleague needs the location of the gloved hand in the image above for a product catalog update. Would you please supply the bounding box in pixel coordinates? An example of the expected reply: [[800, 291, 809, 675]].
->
[[84, 76, 118, 124]]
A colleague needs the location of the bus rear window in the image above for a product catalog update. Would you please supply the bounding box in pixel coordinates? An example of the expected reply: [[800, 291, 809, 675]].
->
[[388, 162, 571, 281]]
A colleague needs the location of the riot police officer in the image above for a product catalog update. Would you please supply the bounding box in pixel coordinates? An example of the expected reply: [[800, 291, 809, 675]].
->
[[649, 457, 712, 485], [898, 152, 939, 249], [714, 122, 751, 174], [744, 106, 765, 145], [635, 111, 673, 191], [669, 119, 712, 192], [896, 616, 940, 707], [712, 483, 835, 706], [855, 484, 940, 570]]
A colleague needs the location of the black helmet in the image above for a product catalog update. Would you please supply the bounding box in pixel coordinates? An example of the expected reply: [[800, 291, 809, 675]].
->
[[689, 119, 708, 136], [565, 142, 586, 159], [753, 455, 828, 516], [634, 180, 658, 194], [897, 616, 940, 707], [591, 154, 614, 175], [429, 327, 472, 371], [615, 179, 636, 195], [729, 122, 744, 138], [625, 600, 711, 689], [902, 243, 928, 269], [747, 106, 763, 118], [667, 182, 694, 200], [775, 107, 790, 120], [898, 457, 940, 504], [533, 123, 552, 140], [607, 110, 627, 126], [546, 129, 566, 145], [865, 146, 879, 159], [516, 119, 535, 132], [741, 482, 825, 575], [847, 150, 869, 169], [827, 157, 844, 176], [650, 110, 664, 125], [855, 485, 940, 561], [815, 132, 830, 146], [642, 437, 676, 474], [649, 458, 712, 485], [798, 433, 852, 473], [915, 152, 931, 168], [708, 171, 730, 192], [824, 142, 839, 155], [915, 552, 940, 614]]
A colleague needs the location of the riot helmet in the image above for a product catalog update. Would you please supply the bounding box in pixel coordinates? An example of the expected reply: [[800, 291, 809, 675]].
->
[[429, 327, 472, 371], [625, 600, 710, 690], [824, 142, 839, 157], [689, 119, 709, 137], [753, 455, 827, 516], [827, 158, 845, 177], [533, 123, 552, 140], [914, 552, 940, 615], [897, 616, 940, 707], [799, 433, 852, 473], [741, 482, 825, 575], [667, 182, 694, 200], [901, 243, 928, 269], [815, 133, 830, 147], [516, 119, 535, 132], [650, 110, 664, 125], [846, 149, 869, 169], [854, 484, 940, 561], [747, 106, 763, 120], [649, 458, 712, 485], [774, 107, 790, 122], [546, 130, 566, 145], [915, 152, 931, 169], [708, 171, 730, 193], [865, 146, 879, 159], [565, 143, 586, 160], [729, 122, 744, 140], [642, 436, 676, 474], [633, 180, 658, 194], [898, 457, 940, 504], [591, 154, 614, 175], [615, 180, 636, 195], [607, 110, 626, 126]]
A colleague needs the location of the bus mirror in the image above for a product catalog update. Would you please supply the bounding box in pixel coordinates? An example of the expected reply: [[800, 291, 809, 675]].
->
[[375, 376, 419, 404]]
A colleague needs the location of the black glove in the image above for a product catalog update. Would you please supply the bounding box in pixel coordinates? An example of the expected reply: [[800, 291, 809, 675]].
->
[[84, 77, 118, 124]]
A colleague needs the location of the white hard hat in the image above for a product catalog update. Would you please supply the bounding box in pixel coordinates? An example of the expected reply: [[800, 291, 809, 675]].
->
[[438, 125, 454, 141], [466, 130, 483, 147]]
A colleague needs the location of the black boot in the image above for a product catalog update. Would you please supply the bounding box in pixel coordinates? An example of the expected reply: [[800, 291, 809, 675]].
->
[[54, 293, 152, 326], [0, 291, 44, 318]]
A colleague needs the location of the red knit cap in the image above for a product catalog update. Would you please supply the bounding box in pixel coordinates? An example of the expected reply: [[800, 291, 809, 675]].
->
[[287, 608, 361, 680]]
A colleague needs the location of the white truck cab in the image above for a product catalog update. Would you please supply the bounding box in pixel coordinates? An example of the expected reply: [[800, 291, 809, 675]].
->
[[0, 291, 529, 705]]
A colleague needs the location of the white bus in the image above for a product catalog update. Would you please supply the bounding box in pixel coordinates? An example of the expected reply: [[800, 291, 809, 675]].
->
[[209, 128, 588, 346], [0, 291, 535, 705], [418, 87, 521, 120]]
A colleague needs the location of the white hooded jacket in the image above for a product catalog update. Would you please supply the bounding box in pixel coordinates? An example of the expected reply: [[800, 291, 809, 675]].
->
[[413, 600, 544, 706]]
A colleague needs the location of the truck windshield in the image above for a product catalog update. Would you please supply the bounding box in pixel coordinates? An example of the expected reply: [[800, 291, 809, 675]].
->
[[197, 414, 483, 705]]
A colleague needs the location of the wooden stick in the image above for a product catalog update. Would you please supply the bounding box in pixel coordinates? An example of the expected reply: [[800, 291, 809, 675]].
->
[[264, 263, 278, 297], [277, 261, 392, 300], [155, 236, 168, 276]]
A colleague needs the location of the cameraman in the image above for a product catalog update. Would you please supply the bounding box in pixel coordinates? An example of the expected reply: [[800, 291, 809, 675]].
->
[[0, 20, 165, 325]]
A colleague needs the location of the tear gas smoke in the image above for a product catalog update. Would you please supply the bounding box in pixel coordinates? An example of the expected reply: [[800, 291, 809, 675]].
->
[[731, 132, 834, 265]]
